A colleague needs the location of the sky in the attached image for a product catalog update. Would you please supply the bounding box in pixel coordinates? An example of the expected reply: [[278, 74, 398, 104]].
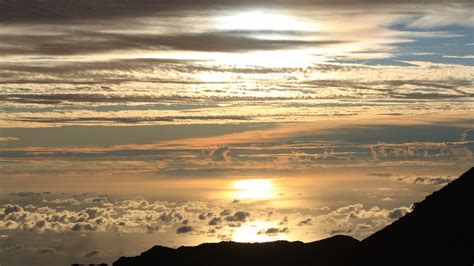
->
[[0, 0, 473, 265]]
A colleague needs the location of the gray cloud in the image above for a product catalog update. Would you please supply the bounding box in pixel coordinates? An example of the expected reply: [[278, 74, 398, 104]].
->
[[2, 0, 465, 23], [176, 225, 193, 234], [34, 247, 58, 255], [1, 200, 183, 234], [71, 222, 98, 232], [219, 209, 232, 216], [390, 175, 456, 185], [209, 145, 232, 162], [0, 31, 344, 56], [1, 245, 58, 255], [460, 129, 474, 141], [328, 228, 353, 235], [145, 224, 161, 234], [279, 216, 289, 225], [159, 209, 183, 223], [224, 211, 250, 222], [387, 207, 410, 219], [83, 207, 111, 219], [355, 223, 371, 231], [369, 141, 474, 161], [0, 93, 196, 105], [317, 203, 414, 238], [297, 218, 312, 226], [9, 192, 50, 197], [84, 197, 108, 204], [258, 227, 289, 235], [3, 204, 24, 215], [198, 212, 213, 220], [8, 115, 251, 124], [208, 217, 222, 226], [84, 250, 101, 257], [0, 195, 416, 243]]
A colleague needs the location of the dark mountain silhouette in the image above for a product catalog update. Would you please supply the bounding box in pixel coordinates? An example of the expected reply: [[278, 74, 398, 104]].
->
[[357, 166, 474, 266], [114, 235, 359, 266], [113, 167, 474, 266]]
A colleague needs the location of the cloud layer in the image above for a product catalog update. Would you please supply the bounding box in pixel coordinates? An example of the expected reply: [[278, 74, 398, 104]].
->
[[0, 193, 412, 240]]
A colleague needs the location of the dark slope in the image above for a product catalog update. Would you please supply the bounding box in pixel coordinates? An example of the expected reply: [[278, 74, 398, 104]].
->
[[113, 167, 474, 266], [357, 167, 474, 266], [114, 235, 360, 266]]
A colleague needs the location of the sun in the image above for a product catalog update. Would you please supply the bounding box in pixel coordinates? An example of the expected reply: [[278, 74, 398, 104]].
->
[[233, 179, 275, 199]]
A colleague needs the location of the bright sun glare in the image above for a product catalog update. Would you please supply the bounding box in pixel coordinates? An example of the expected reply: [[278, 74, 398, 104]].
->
[[218, 11, 315, 32], [149, 10, 321, 68], [232, 221, 277, 243], [233, 179, 275, 199]]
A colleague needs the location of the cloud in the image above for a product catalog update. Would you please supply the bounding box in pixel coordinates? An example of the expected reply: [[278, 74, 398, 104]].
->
[[71, 223, 98, 232], [83, 197, 108, 204], [8, 115, 251, 124], [1, 245, 58, 255], [460, 129, 474, 141], [316, 203, 414, 238], [390, 175, 456, 185], [220, 209, 232, 216], [34, 247, 58, 255], [382, 197, 395, 201], [3, 204, 24, 215], [0, 195, 417, 242], [0, 0, 270, 23], [9, 192, 47, 197], [144, 224, 161, 234], [355, 223, 372, 231], [328, 228, 353, 235], [388, 207, 411, 219], [83, 207, 113, 219], [369, 141, 474, 161], [42, 198, 81, 205], [159, 209, 183, 223], [2, 120, 472, 180], [0, 201, 167, 233], [224, 211, 250, 222], [406, 6, 474, 29], [176, 225, 193, 234], [443, 55, 474, 59], [118, 199, 151, 209], [297, 218, 312, 226], [0, 31, 344, 56], [4, 0, 466, 24], [1, 59, 473, 130], [279, 216, 289, 225], [0, 137, 19, 143], [198, 212, 213, 220], [258, 227, 289, 235], [209, 145, 232, 161], [208, 217, 222, 226], [84, 250, 101, 257]]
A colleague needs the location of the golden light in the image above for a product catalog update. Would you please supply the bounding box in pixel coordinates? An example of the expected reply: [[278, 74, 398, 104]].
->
[[233, 179, 275, 199], [232, 221, 278, 243], [213, 50, 315, 67], [217, 11, 315, 32]]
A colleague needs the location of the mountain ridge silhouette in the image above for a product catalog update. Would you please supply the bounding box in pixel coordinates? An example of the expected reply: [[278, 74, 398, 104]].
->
[[113, 167, 474, 266]]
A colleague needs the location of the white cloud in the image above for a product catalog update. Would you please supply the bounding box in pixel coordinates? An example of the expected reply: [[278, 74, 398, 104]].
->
[[42, 198, 81, 205], [391, 175, 456, 185]]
